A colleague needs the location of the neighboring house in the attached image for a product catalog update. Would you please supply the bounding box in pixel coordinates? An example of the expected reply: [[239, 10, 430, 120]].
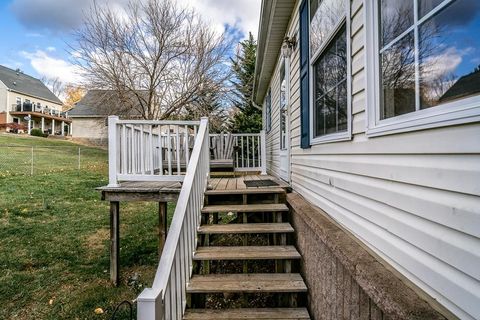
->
[[0, 65, 70, 135], [254, 1, 479, 320], [68, 90, 109, 142], [69, 89, 145, 143]]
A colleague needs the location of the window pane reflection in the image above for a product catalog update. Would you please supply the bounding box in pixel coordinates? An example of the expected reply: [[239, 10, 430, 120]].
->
[[310, 0, 346, 57], [313, 26, 348, 137], [380, 0, 414, 47], [380, 32, 416, 119], [419, 0, 480, 109]]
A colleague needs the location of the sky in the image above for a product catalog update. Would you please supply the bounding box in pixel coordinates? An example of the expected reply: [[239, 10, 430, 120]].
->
[[0, 0, 261, 84]]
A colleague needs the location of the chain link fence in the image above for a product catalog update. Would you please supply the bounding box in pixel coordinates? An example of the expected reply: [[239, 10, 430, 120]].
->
[[0, 145, 108, 177]]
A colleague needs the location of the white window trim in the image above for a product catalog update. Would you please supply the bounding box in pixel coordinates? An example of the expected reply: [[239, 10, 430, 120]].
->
[[309, 0, 352, 145], [365, 0, 480, 137]]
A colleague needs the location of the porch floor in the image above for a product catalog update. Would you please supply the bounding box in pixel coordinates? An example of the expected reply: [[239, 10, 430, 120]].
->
[[210, 174, 290, 191], [97, 174, 289, 197]]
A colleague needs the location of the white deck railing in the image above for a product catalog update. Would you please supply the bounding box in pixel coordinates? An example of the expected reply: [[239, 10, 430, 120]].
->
[[107, 116, 200, 187], [136, 117, 210, 320], [210, 131, 267, 174]]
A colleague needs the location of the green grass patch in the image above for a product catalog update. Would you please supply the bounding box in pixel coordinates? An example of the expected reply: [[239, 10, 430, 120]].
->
[[0, 134, 172, 319]]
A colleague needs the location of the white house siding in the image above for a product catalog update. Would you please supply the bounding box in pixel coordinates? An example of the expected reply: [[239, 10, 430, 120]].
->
[[0, 83, 8, 114], [71, 117, 106, 140], [263, 0, 480, 319]]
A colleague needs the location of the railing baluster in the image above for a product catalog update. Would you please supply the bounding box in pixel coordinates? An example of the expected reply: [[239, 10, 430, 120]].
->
[[185, 125, 190, 166], [131, 126, 135, 174], [252, 135, 256, 169], [140, 125, 145, 175], [167, 126, 172, 175], [121, 124, 126, 174], [176, 126, 181, 175], [257, 136, 260, 168], [241, 136, 244, 168], [158, 126, 163, 176], [246, 135, 250, 168], [149, 125, 154, 175]]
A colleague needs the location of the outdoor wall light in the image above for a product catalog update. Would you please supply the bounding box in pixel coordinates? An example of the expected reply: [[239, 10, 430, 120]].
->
[[282, 34, 297, 58]]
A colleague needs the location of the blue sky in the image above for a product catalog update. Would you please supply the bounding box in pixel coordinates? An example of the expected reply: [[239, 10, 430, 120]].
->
[[0, 0, 260, 84]]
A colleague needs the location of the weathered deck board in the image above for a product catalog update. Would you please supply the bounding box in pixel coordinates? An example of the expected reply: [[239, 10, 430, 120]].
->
[[198, 223, 294, 234], [193, 246, 301, 260], [205, 187, 285, 195], [187, 273, 307, 293], [202, 203, 289, 213], [183, 308, 310, 319]]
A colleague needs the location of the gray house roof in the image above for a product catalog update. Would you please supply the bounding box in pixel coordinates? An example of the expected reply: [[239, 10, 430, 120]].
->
[[68, 90, 144, 118], [68, 90, 110, 117], [0, 65, 63, 104], [440, 68, 480, 103]]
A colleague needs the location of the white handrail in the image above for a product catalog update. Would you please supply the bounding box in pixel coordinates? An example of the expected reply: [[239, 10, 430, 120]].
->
[[137, 117, 210, 320], [107, 116, 200, 186]]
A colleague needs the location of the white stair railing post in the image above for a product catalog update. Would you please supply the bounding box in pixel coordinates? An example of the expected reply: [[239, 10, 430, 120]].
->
[[260, 129, 267, 175], [201, 117, 210, 179], [108, 115, 120, 187]]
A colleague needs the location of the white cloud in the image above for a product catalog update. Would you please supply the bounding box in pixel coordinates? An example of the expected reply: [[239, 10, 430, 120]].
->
[[46, 46, 56, 52], [177, 0, 261, 37], [25, 32, 44, 38], [422, 47, 463, 81], [20, 50, 83, 84], [13, 0, 261, 39], [11, 0, 131, 31]]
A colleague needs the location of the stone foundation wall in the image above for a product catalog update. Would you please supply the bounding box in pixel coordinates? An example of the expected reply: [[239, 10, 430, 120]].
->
[[287, 193, 449, 320]]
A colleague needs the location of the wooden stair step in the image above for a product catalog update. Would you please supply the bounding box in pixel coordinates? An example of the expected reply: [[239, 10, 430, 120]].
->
[[205, 187, 286, 195], [193, 246, 301, 261], [186, 273, 307, 293], [183, 308, 310, 319], [198, 223, 294, 235], [202, 204, 289, 214]]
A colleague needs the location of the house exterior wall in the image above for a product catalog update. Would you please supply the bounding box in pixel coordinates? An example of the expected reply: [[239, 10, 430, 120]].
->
[[0, 82, 8, 117], [3, 90, 63, 123], [71, 117, 107, 140], [263, 0, 480, 319]]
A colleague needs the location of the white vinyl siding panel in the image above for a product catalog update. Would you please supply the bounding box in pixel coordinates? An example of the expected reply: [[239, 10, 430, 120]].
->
[[263, 0, 480, 319]]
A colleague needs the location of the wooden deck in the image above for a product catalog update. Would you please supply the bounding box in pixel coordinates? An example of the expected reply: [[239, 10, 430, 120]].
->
[[210, 174, 290, 191], [97, 174, 290, 286], [97, 174, 288, 202]]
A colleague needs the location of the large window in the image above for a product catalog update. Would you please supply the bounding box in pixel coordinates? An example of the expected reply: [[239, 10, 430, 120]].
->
[[310, 0, 350, 143], [366, 0, 480, 135]]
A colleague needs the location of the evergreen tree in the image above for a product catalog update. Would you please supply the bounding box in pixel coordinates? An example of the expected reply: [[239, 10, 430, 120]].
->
[[230, 33, 262, 133]]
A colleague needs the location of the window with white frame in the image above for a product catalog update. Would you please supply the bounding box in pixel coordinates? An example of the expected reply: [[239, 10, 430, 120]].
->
[[366, 0, 480, 135], [310, 0, 351, 143]]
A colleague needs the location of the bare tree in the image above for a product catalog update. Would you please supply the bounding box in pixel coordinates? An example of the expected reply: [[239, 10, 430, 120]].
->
[[71, 0, 230, 120], [41, 76, 64, 98]]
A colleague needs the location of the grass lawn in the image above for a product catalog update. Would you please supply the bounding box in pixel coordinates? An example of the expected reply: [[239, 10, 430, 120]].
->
[[0, 134, 172, 319]]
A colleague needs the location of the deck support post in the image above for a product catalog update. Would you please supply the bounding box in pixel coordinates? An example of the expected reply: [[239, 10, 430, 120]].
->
[[110, 201, 120, 286], [158, 202, 168, 255]]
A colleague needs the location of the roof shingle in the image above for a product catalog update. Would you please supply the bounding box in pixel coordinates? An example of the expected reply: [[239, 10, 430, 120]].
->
[[0, 65, 63, 104]]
